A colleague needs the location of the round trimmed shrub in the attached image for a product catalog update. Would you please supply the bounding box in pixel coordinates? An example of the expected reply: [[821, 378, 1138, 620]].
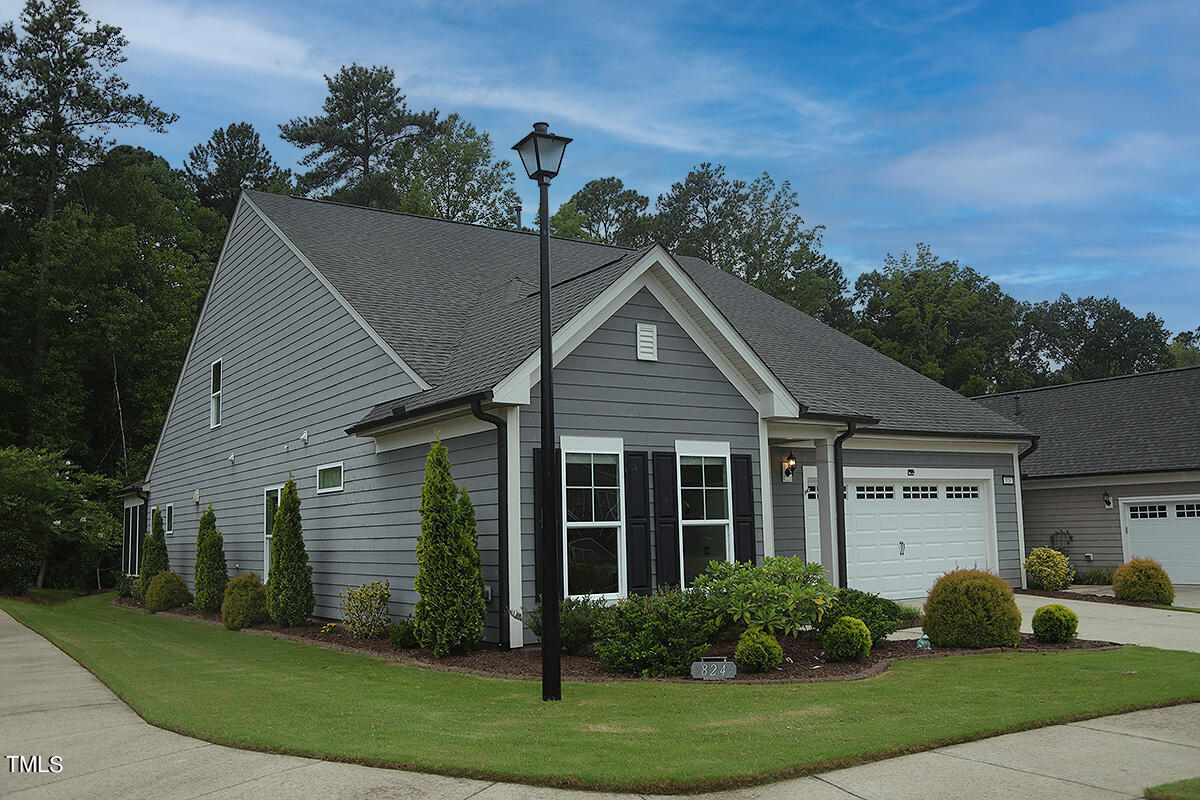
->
[[1112, 558, 1174, 605], [1024, 547, 1074, 590], [1031, 604, 1078, 643], [822, 616, 872, 662], [923, 569, 1021, 648], [734, 628, 783, 672], [222, 572, 268, 631], [145, 570, 191, 613]]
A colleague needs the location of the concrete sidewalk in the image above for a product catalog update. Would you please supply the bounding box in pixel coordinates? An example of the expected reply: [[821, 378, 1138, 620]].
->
[[2, 608, 1198, 800]]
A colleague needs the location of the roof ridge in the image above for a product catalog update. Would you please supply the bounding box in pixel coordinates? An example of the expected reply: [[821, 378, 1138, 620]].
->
[[973, 364, 1200, 399]]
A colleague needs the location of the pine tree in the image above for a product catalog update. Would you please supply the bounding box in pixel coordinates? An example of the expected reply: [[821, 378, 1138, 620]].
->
[[264, 477, 314, 626], [137, 506, 169, 599], [414, 437, 485, 655], [192, 505, 227, 613]]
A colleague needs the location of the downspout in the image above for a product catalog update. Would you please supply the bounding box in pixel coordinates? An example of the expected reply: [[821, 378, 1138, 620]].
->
[[471, 400, 510, 649], [833, 422, 858, 588], [1018, 438, 1038, 462]]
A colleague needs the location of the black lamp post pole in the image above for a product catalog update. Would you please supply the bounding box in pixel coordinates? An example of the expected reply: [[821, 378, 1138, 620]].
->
[[537, 176, 562, 702]]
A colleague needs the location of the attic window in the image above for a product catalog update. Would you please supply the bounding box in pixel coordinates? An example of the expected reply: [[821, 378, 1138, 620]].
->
[[636, 323, 658, 361]]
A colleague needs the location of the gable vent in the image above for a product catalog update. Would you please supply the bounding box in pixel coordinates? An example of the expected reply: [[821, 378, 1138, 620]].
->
[[636, 323, 658, 361]]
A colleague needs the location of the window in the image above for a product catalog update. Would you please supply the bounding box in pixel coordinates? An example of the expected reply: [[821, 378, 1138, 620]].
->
[[856, 485, 895, 500], [316, 463, 344, 493], [902, 485, 939, 500], [806, 483, 819, 501], [210, 359, 222, 428], [562, 439, 625, 599], [946, 485, 981, 499], [164, 504, 174, 536], [677, 442, 733, 587], [1175, 503, 1199, 518], [636, 323, 658, 361], [1129, 504, 1167, 519], [264, 486, 282, 578]]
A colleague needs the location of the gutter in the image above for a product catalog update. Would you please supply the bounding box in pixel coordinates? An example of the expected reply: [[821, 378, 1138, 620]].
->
[[833, 421, 858, 588], [345, 391, 492, 436], [470, 399, 511, 650], [1018, 437, 1039, 462]]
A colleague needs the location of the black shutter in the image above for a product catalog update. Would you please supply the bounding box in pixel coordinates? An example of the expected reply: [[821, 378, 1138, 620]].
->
[[624, 451, 652, 596], [531, 448, 561, 598], [652, 451, 679, 590], [731, 453, 756, 565]]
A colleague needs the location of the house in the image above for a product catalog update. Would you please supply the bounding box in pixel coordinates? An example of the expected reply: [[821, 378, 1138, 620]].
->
[[975, 368, 1200, 584], [118, 190, 1035, 647]]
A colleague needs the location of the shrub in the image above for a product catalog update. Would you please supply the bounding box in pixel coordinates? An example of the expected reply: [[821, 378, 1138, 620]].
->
[[815, 588, 905, 645], [593, 589, 718, 676], [413, 437, 486, 656], [923, 569, 1021, 648], [1112, 558, 1174, 605], [193, 506, 228, 613], [145, 570, 191, 613], [0, 527, 40, 596], [822, 616, 873, 662], [894, 602, 921, 620], [138, 507, 170, 598], [1032, 604, 1078, 643], [222, 572, 268, 630], [1025, 547, 1075, 590], [114, 573, 134, 598], [265, 478, 315, 627], [734, 628, 783, 672], [510, 596, 609, 655], [339, 580, 392, 638], [691, 557, 837, 637], [1075, 566, 1116, 585], [388, 616, 419, 649]]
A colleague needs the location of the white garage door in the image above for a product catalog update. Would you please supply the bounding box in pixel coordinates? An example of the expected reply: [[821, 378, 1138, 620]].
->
[[805, 479, 993, 599], [1123, 497, 1200, 584]]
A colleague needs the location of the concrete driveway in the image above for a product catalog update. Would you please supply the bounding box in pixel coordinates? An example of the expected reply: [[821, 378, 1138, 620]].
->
[[4, 607, 1200, 800], [1013, 589, 1200, 653]]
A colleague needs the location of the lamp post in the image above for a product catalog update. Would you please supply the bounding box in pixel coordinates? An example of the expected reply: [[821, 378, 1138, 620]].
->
[[512, 122, 571, 702]]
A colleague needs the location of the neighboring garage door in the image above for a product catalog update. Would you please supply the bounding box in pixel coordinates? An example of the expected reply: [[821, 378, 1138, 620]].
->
[[805, 475, 995, 598], [1122, 497, 1200, 584]]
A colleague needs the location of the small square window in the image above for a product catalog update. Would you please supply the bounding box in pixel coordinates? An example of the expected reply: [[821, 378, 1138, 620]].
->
[[317, 463, 344, 493], [164, 504, 174, 535]]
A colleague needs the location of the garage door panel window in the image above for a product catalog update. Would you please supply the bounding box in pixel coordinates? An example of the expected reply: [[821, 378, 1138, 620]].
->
[[1176, 503, 1199, 518], [945, 485, 980, 499], [1129, 504, 1168, 519], [856, 485, 894, 500], [563, 450, 624, 599], [902, 485, 938, 500]]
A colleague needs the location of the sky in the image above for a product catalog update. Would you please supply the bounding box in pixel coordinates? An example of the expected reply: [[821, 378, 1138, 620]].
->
[[4, 0, 1197, 335]]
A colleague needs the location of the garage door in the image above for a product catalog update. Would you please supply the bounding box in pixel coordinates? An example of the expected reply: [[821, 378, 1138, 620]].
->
[[1123, 498, 1200, 584], [805, 479, 993, 599]]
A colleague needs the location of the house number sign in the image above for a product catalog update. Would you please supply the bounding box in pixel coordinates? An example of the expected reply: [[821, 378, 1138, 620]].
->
[[691, 658, 736, 680]]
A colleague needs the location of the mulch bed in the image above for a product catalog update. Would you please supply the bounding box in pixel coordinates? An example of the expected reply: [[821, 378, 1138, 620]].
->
[[112, 596, 1119, 684]]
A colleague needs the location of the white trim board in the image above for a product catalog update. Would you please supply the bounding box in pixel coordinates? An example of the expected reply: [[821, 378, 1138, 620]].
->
[[373, 413, 496, 453], [1022, 471, 1200, 490], [504, 405, 523, 648]]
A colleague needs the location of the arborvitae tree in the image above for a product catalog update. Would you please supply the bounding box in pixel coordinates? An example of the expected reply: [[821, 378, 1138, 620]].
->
[[137, 506, 169, 598], [414, 436, 485, 656], [264, 477, 314, 626], [192, 505, 227, 613]]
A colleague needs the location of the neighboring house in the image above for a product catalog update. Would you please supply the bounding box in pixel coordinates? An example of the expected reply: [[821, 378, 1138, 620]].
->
[[976, 367, 1200, 584], [118, 190, 1034, 646]]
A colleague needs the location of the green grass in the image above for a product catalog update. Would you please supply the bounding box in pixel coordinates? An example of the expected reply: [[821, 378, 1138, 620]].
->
[[1147, 777, 1200, 800], [4, 594, 1200, 793], [26, 586, 86, 604]]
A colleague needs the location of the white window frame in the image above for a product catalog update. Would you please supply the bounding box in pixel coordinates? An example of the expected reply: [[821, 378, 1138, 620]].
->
[[210, 359, 222, 428], [264, 485, 283, 579], [560, 436, 626, 601], [163, 504, 173, 536], [316, 462, 345, 494], [675, 440, 734, 587]]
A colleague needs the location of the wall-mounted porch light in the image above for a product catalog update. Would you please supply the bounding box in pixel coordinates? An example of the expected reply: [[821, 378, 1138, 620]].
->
[[782, 452, 797, 482], [1103, 490, 1113, 509]]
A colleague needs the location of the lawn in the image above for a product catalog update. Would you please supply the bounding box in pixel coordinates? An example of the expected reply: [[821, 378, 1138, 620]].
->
[[4, 594, 1200, 793], [1147, 778, 1200, 800]]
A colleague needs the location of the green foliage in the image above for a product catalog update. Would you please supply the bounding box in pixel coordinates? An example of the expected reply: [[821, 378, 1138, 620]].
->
[[264, 478, 315, 626], [593, 589, 718, 676], [184, 122, 292, 219], [144, 570, 190, 613], [1031, 604, 1078, 643], [815, 588, 906, 645], [1075, 566, 1116, 585], [192, 505, 227, 613], [388, 617, 419, 649], [510, 596, 610, 655], [221, 572, 267, 631], [923, 569, 1022, 648], [338, 580, 392, 638], [1025, 547, 1075, 591], [413, 438, 486, 656], [557, 177, 650, 246], [114, 573, 134, 598], [691, 557, 836, 637], [1169, 328, 1200, 368], [734, 628, 783, 673], [1113, 558, 1174, 605], [822, 616, 873, 662], [138, 507, 170, 598]]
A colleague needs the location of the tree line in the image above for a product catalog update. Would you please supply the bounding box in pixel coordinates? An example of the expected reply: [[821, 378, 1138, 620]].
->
[[0, 0, 1196, 589]]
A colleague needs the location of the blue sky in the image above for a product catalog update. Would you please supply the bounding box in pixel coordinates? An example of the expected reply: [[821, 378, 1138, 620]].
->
[[5, 0, 1197, 334]]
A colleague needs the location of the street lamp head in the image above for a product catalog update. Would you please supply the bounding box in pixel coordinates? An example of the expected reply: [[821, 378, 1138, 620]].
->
[[512, 122, 571, 183]]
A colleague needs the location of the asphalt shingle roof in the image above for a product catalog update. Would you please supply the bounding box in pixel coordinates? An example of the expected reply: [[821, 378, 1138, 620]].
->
[[245, 191, 1031, 439], [974, 367, 1200, 478]]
